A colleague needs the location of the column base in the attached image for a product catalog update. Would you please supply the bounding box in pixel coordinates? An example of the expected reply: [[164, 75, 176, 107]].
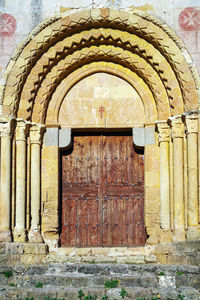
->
[[13, 228, 27, 242], [28, 229, 44, 243], [186, 226, 200, 241], [172, 228, 185, 242], [0, 229, 12, 242]]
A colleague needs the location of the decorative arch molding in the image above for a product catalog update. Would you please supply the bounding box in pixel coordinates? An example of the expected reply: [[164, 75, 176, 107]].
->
[[0, 9, 200, 249], [0, 8, 199, 121], [44, 62, 158, 125], [30, 45, 169, 123]]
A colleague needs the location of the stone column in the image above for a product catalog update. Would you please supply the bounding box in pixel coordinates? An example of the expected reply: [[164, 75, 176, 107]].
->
[[156, 121, 170, 230], [29, 123, 45, 242], [169, 116, 185, 240], [183, 112, 199, 239], [0, 116, 15, 241], [13, 119, 30, 242]]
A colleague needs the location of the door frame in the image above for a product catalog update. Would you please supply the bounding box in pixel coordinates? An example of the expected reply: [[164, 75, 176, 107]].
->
[[59, 129, 146, 247]]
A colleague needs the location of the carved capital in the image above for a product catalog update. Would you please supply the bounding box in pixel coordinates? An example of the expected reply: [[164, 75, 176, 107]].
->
[[169, 116, 185, 139], [30, 123, 45, 145], [16, 119, 30, 142], [0, 115, 15, 137], [183, 113, 198, 135], [156, 121, 170, 143]]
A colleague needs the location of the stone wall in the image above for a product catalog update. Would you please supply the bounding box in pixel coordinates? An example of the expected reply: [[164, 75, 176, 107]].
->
[[0, 5, 200, 265], [0, 0, 200, 81]]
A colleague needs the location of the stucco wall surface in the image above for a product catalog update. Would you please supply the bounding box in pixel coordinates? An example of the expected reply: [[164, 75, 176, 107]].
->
[[0, 0, 200, 79]]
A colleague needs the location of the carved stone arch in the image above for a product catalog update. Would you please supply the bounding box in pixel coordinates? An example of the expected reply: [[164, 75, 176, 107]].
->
[[1, 8, 200, 249], [31, 46, 169, 123], [1, 8, 199, 120], [18, 27, 180, 121], [44, 62, 158, 125]]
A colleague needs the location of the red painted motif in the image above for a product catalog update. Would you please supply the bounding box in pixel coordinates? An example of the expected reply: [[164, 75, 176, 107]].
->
[[179, 7, 200, 31], [0, 14, 17, 37], [98, 105, 105, 118]]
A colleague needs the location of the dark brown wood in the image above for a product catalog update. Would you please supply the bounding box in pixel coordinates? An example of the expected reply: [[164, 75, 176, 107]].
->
[[61, 133, 146, 247]]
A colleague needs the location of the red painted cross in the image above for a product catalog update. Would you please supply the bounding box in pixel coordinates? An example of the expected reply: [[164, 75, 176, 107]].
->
[[98, 105, 105, 118]]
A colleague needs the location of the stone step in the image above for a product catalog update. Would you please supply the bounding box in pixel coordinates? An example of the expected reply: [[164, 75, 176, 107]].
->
[[0, 286, 200, 300], [0, 273, 158, 288], [0, 263, 199, 299], [1, 263, 199, 276]]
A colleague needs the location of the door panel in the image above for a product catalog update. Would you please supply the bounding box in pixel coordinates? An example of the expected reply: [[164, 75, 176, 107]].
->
[[61, 133, 146, 247]]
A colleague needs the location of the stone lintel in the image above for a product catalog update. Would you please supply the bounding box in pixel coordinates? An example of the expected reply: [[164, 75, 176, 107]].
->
[[59, 128, 71, 148], [44, 127, 71, 148], [132, 126, 155, 147]]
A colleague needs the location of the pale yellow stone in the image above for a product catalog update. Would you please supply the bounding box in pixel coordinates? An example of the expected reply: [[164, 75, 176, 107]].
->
[[145, 171, 160, 187], [0, 117, 15, 241], [156, 121, 170, 229], [14, 120, 30, 242], [58, 73, 145, 128], [169, 117, 185, 241]]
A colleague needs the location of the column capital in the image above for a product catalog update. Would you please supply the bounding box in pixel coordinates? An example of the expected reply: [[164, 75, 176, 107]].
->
[[156, 121, 170, 143], [0, 115, 15, 137], [169, 116, 185, 139], [30, 123, 45, 145], [183, 112, 198, 134], [16, 119, 31, 141]]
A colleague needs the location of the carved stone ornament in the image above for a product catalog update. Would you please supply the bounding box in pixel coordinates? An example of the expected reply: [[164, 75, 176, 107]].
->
[[169, 116, 185, 139], [0, 115, 15, 137], [184, 114, 198, 134], [156, 121, 170, 143], [30, 123, 46, 145], [16, 119, 31, 141]]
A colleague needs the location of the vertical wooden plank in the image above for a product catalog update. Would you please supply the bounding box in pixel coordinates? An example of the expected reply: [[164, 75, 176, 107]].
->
[[62, 198, 77, 246], [62, 133, 146, 247], [102, 196, 108, 245], [77, 198, 87, 247], [112, 197, 118, 245], [88, 197, 101, 246], [127, 196, 134, 245]]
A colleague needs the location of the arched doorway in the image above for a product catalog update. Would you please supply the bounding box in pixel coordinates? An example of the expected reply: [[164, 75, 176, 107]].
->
[[59, 72, 147, 247], [0, 9, 199, 250]]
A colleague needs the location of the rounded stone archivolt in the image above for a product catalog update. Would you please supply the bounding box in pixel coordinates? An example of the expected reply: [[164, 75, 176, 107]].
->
[[30, 45, 169, 123], [1, 8, 198, 120], [18, 27, 182, 121], [44, 62, 157, 125]]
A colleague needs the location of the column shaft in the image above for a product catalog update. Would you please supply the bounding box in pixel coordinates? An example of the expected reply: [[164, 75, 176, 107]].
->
[[14, 120, 29, 242], [0, 117, 15, 241], [156, 121, 170, 230], [29, 123, 45, 242], [187, 132, 198, 225], [15, 139, 26, 229], [160, 141, 170, 229], [170, 116, 185, 241], [173, 137, 184, 229], [0, 136, 12, 240], [183, 112, 200, 239]]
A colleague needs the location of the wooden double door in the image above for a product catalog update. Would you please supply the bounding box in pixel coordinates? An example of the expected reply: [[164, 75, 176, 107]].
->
[[61, 132, 146, 247]]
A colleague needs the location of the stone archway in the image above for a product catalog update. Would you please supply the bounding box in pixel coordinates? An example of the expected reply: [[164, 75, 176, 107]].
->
[[0, 9, 199, 250]]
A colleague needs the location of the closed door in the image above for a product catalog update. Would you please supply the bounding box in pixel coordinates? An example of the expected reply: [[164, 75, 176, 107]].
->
[[61, 133, 146, 247]]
